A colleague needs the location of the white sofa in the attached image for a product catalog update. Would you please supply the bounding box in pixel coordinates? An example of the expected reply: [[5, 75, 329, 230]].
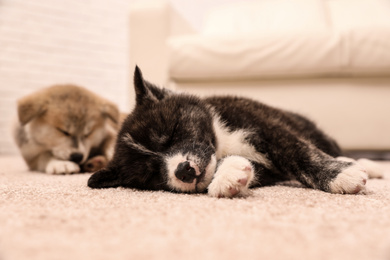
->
[[129, 0, 390, 153]]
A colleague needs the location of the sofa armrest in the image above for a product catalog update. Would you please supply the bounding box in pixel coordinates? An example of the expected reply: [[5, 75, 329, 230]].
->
[[129, 1, 195, 86]]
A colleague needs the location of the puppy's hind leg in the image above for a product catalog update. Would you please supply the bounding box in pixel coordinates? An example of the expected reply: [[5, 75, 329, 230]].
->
[[266, 130, 368, 194], [290, 151, 368, 194]]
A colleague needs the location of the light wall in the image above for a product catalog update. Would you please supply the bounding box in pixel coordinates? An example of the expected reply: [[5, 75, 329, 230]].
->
[[0, 0, 136, 154]]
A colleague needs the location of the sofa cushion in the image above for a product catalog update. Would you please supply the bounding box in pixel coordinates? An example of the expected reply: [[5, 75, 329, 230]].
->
[[168, 0, 390, 81], [328, 0, 390, 30], [203, 0, 329, 36], [168, 32, 342, 81], [329, 0, 390, 76], [348, 28, 390, 76]]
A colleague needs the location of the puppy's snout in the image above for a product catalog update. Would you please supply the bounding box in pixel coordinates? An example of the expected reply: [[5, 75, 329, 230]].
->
[[70, 152, 83, 164], [175, 161, 196, 183]]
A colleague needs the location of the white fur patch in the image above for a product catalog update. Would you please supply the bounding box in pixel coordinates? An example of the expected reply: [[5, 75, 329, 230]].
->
[[213, 116, 271, 168], [336, 156, 355, 163], [165, 153, 217, 193], [208, 156, 254, 198], [45, 159, 80, 175], [329, 163, 368, 194], [337, 157, 384, 179], [197, 155, 217, 192], [105, 145, 115, 161], [165, 153, 196, 192]]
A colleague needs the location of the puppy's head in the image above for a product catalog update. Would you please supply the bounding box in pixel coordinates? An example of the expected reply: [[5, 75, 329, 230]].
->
[[17, 85, 119, 165], [88, 66, 217, 193]]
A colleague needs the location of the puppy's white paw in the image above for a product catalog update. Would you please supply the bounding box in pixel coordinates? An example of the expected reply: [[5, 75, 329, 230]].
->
[[329, 163, 368, 194], [208, 156, 254, 198], [46, 159, 80, 175]]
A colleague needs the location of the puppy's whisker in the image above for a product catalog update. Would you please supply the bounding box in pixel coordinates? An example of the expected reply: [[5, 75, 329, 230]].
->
[[202, 145, 213, 155]]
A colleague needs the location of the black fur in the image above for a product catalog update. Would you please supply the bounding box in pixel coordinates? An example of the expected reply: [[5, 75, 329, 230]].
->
[[88, 66, 354, 194]]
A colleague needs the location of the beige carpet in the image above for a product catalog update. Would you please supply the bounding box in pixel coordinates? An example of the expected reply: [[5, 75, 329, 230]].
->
[[1, 155, 390, 260]]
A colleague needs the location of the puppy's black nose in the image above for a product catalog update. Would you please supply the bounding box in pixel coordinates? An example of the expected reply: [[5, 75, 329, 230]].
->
[[175, 161, 196, 183], [70, 152, 83, 164]]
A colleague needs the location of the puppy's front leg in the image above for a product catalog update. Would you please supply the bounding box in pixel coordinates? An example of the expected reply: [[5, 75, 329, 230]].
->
[[208, 156, 255, 198], [82, 155, 108, 172]]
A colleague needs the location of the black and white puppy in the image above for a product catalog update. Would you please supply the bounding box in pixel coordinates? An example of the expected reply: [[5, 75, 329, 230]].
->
[[88, 66, 383, 197]]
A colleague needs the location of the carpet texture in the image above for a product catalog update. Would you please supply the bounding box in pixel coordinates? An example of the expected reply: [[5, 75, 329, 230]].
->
[[1, 155, 390, 260]]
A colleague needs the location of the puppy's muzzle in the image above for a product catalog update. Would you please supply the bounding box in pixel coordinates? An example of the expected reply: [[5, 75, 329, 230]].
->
[[175, 161, 197, 183], [70, 152, 84, 164]]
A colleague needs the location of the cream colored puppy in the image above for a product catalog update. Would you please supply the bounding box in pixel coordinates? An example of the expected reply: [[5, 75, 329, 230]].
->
[[14, 85, 121, 174]]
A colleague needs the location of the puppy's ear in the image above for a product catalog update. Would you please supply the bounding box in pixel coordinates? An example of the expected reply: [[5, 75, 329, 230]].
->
[[133, 65, 170, 106], [17, 94, 47, 125], [101, 101, 120, 124], [88, 168, 121, 189]]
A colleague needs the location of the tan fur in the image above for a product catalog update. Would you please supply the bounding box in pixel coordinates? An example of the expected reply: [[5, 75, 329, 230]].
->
[[13, 84, 122, 174]]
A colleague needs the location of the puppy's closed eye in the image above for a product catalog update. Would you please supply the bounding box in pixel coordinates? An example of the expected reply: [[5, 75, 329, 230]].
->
[[83, 130, 94, 138], [164, 122, 179, 146], [56, 127, 71, 137]]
